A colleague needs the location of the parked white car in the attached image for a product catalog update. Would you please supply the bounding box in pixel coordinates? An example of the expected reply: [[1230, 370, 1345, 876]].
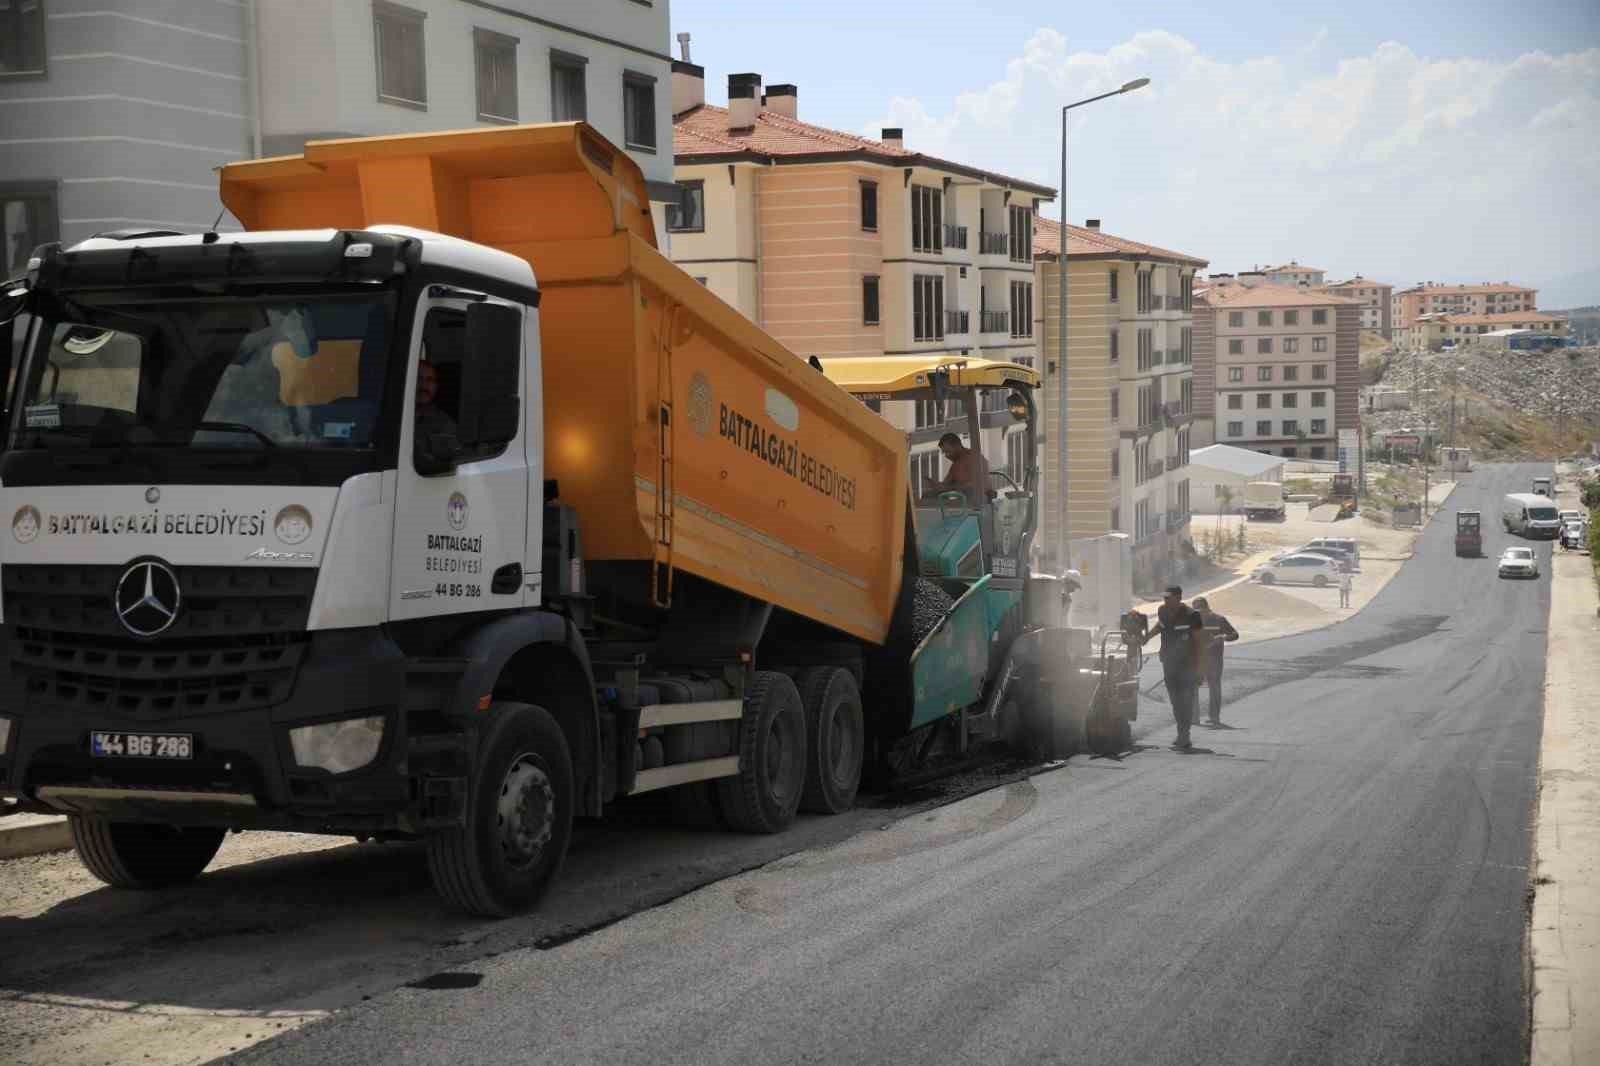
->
[[1498, 546, 1540, 579], [1255, 553, 1342, 587], [1558, 510, 1583, 526]]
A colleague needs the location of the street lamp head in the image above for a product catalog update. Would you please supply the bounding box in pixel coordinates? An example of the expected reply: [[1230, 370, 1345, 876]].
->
[[1120, 77, 1151, 93]]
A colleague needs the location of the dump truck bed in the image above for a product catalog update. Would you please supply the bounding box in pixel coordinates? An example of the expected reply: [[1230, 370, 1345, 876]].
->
[[220, 123, 908, 644]]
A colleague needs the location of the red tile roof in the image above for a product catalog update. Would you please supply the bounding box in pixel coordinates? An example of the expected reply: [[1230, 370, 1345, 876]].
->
[[1030, 215, 1207, 267], [673, 104, 1054, 196], [1194, 281, 1357, 308], [1395, 282, 1536, 296]]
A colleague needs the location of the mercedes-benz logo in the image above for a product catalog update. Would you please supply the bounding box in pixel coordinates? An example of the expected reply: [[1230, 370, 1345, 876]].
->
[[114, 560, 182, 638]]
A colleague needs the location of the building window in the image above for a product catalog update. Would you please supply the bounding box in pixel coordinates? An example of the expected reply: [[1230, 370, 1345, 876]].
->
[[1228, 311, 1244, 328], [665, 181, 704, 232], [1312, 309, 1328, 325], [1138, 384, 1155, 428], [693, 277, 708, 285], [1109, 269, 1119, 303], [2, 183, 58, 274], [860, 182, 878, 231], [1282, 393, 1298, 408], [1284, 309, 1299, 326], [1008, 206, 1033, 264], [1110, 447, 1120, 476], [1226, 394, 1243, 410], [1109, 330, 1119, 362], [1282, 338, 1299, 354], [550, 50, 587, 121], [1283, 446, 1297, 458], [1311, 419, 1327, 434], [1312, 364, 1328, 380], [1312, 337, 1328, 352], [0, 0, 47, 77], [1110, 388, 1120, 420], [1283, 419, 1298, 435], [1228, 366, 1243, 383], [1256, 366, 1272, 382], [1181, 274, 1193, 312], [910, 185, 943, 254], [1111, 506, 1121, 532], [1228, 421, 1244, 437], [1181, 326, 1192, 365], [1256, 393, 1271, 410], [1310, 445, 1326, 459], [1283, 364, 1299, 381], [1137, 328, 1154, 371], [862, 275, 880, 326], [1010, 280, 1033, 338], [623, 72, 657, 149], [1228, 339, 1243, 355], [1256, 420, 1271, 436], [912, 274, 944, 342], [1181, 377, 1193, 413], [374, 2, 428, 109], [1257, 310, 1272, 327], [1257, 338, 1272, 354], [1137, 270, 1153, 314], [474, 28, 518, 123], [1311, 391, 1326, 407]]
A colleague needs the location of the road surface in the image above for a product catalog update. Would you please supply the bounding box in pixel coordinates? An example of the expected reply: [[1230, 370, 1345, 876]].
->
[[0, 465, 1551, 1066], [227, 463, 1549, 1065]]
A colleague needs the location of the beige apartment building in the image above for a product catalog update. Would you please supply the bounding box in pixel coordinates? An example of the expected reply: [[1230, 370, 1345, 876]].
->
[[1392, 282, 1537, 333], [1032, 217, 1207, 587], [1321, 275, 1393, 337], [669, 66, 1054, 502], [1403, 311, 1569, 351], [1192, 280, 1360, 460], [1262, 261, 1326, 288]]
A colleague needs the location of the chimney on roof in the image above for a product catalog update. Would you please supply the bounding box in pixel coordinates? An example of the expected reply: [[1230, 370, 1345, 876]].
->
[[672, 58, 705, 114], [765, 83, 797, 119], [728, 73, 761, 129], [1085, 219, 1100, 230], [676, 32, 692, 63], [881, 127, 903, 149]]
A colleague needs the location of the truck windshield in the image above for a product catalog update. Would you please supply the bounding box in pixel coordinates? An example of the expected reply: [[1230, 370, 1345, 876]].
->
[[10, 293, 393, 452]]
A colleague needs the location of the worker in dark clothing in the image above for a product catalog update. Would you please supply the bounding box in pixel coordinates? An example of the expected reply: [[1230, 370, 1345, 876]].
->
[[414, 359, 460, 469], [1192, 596, 1240, 726], [1143, 586, 1203, 749]]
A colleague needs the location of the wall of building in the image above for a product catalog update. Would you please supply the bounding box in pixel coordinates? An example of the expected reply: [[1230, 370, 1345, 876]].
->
[[1334, 304, 1361, 437], [668, 161, 759, 318], [0, 0, 252, 263], [1209, 299, 1341, 456]]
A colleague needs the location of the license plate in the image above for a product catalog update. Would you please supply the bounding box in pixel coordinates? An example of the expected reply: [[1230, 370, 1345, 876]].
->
[[90, 732, 194, 760]]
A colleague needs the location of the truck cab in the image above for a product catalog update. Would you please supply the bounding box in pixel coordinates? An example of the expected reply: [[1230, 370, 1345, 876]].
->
[[1455, 510, 1483, 557], [1533, 476, 1553, 497]]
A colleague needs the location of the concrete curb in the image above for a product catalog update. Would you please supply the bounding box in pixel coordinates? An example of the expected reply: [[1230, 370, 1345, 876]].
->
[[0, 812, 72, 860], [1529, 499, 1600, 1066]]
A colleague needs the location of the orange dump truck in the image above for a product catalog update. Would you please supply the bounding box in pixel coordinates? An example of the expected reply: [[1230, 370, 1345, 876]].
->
[[0, 123, 937, 916]]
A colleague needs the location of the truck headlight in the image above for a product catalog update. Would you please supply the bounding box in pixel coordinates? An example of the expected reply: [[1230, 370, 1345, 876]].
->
[[288, 715, 385, 774], [0, 716, 12, 756]]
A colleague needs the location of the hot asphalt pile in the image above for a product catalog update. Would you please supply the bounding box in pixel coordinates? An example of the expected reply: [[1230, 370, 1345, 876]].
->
[[912, 579, 956, 644]]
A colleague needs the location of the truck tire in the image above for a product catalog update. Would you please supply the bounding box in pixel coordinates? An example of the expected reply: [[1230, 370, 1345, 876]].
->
[[718, 671, 806, 834], [69, 817, 225, 889], [797, 666, 864, 815], [427, 701, 573, 918]]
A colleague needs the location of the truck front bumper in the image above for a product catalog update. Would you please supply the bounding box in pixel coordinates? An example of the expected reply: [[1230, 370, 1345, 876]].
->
[[0, 628, 470, 833]]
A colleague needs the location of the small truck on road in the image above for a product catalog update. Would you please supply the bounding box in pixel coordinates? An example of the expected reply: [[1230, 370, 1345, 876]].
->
[[1455, 510, 1483, 557]]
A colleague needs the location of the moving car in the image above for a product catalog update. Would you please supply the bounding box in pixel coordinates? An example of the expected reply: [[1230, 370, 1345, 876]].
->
[[1498, 547, 1540, 579], [1255, 554, 1343, 587], [1502, 493, 1563, 538]]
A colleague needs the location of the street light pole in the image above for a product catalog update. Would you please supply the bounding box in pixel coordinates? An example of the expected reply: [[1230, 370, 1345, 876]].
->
[[1055, 77, 1149, 574]]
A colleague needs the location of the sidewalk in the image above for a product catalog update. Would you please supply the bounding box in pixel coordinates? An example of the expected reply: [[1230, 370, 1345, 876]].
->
[[1529, 528, 1600, 1065]]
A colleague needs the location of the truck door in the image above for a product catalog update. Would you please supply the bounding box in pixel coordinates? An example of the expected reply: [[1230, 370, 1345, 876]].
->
[[389, 290, 530, 621]]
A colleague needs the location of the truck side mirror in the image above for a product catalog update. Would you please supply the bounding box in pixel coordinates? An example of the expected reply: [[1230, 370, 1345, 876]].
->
[[458, 302, 522, 448]]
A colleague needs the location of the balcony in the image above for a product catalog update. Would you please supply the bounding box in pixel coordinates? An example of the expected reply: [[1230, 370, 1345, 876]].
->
[[1167, 348, 1185, 364], [945, 309, 970, 335], [943, 223, 968, 250], [979, 231, 1008, 256], [980, 310, 1009, 334], [1165, 295, 1184, 310]]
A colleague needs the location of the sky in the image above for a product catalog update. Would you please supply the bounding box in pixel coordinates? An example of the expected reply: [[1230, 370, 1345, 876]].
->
[[671, 0, 1600, 306]]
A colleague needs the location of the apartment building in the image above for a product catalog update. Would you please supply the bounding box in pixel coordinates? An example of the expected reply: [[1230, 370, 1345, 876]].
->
[[1032, 216, 1207, 586], [1404, 311, 1569, 351], [1192, 280, 1360, 460], [0, 0, 678, 272], [670, 67, 1055, 504], [1321, 275, 1393, 337], [1261, 261, 1326, 288], [1392, 282, 1537, 333]]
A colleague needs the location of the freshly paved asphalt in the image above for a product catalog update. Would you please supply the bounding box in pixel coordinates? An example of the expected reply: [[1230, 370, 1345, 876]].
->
[[235, 464, 1549, 1066]]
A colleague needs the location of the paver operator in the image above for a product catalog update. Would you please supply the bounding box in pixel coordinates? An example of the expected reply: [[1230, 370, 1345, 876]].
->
[[1143, 586, 1204, 749]]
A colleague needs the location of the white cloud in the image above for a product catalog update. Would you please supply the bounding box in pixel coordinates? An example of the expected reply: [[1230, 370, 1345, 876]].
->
[[865, 32, 1600, 288]]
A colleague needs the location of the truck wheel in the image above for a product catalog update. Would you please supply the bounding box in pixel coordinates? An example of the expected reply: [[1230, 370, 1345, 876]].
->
[[69, 817, 225, 889], [427, 701, 573, 918], [718, 671, 806, 834], [797, 666, 864, 815]]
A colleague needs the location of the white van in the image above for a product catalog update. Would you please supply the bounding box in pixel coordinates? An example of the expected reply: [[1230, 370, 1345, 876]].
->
[[1503, 493, 1562, 538]]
